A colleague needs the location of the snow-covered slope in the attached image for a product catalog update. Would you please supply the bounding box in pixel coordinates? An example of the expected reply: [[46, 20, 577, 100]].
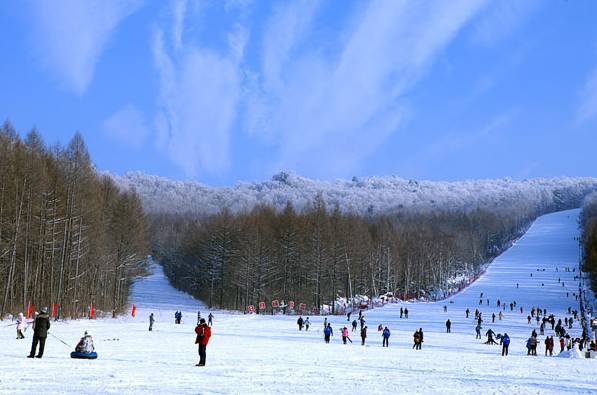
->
[[111, 171, 597, 215], [1, 209, 595, 394]]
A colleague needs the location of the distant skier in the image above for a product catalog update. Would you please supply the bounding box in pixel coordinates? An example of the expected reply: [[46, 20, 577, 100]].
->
[[498, 311, 503, 320], [404, 308, 409, 319], [501, 333, 510, 356], [304, 317, 310, 331], [149, 313, 155, 331], [465, 308, 470, 318], [485, 329, 497, 345], [382, 327, 390, 347], [28, 307, 50, 358], [194, 318, 211, 366], [400, 307, 404, 318], [347, 312, 351, 322], [208, 313, 214, 327], [361, 326, 368, 345], [446, 319, 451, 333], [492, 313, 496, 323], [475, 323, 482, 339], [352, 320, 358, 332], [16, 312, 26, 339], [297, 316, 304, 331], [324, 323, 333, 343], [527, 315, 531, 324], [443, 305, 447, 313]]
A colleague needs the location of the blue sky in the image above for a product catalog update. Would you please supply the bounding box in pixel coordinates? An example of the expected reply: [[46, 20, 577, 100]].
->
[[1, 0, 596, 186]]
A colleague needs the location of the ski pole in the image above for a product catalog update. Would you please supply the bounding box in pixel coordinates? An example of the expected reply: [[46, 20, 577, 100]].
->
[[48, 332, 73, 349]]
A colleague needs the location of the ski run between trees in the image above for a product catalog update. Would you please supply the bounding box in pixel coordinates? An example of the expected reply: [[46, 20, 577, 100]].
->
[[1, 208, 596, 394]]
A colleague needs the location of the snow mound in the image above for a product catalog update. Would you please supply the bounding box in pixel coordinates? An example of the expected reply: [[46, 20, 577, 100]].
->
[[558, 345, 584, 359]]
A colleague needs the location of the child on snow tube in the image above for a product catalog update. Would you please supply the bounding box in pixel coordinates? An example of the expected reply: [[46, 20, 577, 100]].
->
[[71, 331, 97, 359]]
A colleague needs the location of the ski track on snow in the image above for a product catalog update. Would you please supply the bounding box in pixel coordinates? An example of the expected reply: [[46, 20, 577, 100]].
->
[[1, 209, 596, 394]]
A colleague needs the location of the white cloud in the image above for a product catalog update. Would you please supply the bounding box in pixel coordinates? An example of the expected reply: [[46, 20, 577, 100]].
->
[[102, 105, 149, 148], [578, 68, 597, 123], [153, 4, 245, 177], [30, 0, 142, 95], [249, 0, 489, 177]]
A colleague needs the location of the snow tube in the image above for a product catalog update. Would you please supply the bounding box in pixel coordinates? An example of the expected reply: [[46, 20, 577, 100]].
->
[[70, 351, 98, 359]]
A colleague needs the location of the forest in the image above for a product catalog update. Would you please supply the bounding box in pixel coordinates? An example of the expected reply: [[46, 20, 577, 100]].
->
[[581, 192, 597, 292], [0, 122, 147, 319], [152, 195, 557, 313]]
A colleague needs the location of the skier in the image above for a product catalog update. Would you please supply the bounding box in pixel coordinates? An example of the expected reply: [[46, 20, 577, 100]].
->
[[485, 329, 497, 345], [16, 312, 26, 339], [297, 316, 304, 331], [400, 307, 404, 318], [404, 308, 409, 318], [341, 326, 350, 344], [324, 323, 333, 343], [446, 319, 451, 333], [149, 313, 155, 331], [501, 333, 510, 356], [443, 305, 447, 313], [475, 323, 482, 339], [304, 317, 311, 331], [208, 313, 214, 327], [352, 319, 358, 332], [497, 299, 500, 307], [382, 327, 390, 347], [492, 313, 496, 323], [28, 306, 50, 358], [360, 325, 368, 345], [194, 318, 211, 366], [465, 308, 470, 318]]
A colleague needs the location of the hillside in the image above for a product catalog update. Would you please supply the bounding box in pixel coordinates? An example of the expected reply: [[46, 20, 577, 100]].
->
[[111, 171, 597, 215]]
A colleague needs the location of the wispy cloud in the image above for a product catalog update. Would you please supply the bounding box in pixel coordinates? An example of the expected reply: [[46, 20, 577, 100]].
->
[[153, 2, 246, 177], [577, 68, 597, 123], [30, 0, 142, 95], [102, 105, 149, 149], [248, 0, 489, 177]]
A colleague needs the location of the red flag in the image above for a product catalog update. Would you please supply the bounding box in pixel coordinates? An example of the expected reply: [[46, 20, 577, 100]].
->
[[131, 304, 136, 317], [26, 302, 33, 319], [90, 304, 96, 319], [52, 303, 58, 318]]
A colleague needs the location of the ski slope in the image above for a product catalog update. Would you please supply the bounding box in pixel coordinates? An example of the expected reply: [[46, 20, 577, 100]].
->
[[1, 209, 595, 394]]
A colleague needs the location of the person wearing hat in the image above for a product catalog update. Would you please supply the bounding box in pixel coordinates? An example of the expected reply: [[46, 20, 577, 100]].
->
[[75, 331, 95, 353], [194, 318, 211, 366], [28, 306, 50, 358]]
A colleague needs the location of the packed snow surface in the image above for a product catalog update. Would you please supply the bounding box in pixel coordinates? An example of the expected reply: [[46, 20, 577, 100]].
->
[[2, 209, 596, 394]]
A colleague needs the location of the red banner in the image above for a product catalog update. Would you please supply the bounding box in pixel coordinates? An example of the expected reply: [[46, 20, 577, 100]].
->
[[90, 304, 96, 319], [247, 305, 255, 313], [288, 301, 295, 310], [258, 302, 266, 310], [52, 303, 58, 318], [271, 300, 280, 308], [26, 302, 33, 319], [131, 304, 136, 317]]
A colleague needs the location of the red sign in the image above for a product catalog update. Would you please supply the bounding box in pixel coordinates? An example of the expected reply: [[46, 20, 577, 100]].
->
[[288, 301, 295, 309], [299, 303, 306, 311], [258, 302, 266, 310], [90, 304, 96, 319], [26, 302, 33, 319], [247, 305, 255, 313], [271, 299, 280, 308], [131, 304, 136, 317], [52, 303, 59, 318]]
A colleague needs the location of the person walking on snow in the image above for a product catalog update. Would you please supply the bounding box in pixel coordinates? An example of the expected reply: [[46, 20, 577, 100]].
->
[[499, 311, 503, 320], [342, 326, 350, 344], [28, 307, 50, 358], [352, 320, 358, 332], [382, 327, 390, 347], [324, 323, 333, 343], [208, 313, 214, 326], [492, 313, 496, 323], [443, 305, 447, 312], [347, 312, 351, 322], [404, 308, 409, 319], [195, 318, 211, 366], [475, 323, 482, 339], [149, 313, 155, 331], [16, 313, 26, 339], [446, 319, 451, 333], [400, 307, 404, 318], [361, 326, 367, 345], [297, 316, 304, 331], [304, 317, 310, 331], [501, 333, 510, 356], [466, 308, 470, 318]]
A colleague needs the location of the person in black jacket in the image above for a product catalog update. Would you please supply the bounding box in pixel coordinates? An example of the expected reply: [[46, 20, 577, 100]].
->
[[28, 307, 50, 358], [446, 319, 451, 333]]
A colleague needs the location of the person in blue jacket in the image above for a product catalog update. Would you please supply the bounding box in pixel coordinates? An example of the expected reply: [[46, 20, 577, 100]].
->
[[382, 327, 390, 347], [502, 333, 510, 356], [324, 323, 333, 343]]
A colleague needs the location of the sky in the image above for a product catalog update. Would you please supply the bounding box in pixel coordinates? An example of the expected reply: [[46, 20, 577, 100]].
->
[[0, 0, 596, 186]]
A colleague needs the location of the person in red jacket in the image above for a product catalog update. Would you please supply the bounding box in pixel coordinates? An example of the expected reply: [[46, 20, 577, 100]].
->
[[195, 318, 211, 366]]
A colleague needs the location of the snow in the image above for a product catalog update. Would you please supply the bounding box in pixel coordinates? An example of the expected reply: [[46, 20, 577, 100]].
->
[[110, 171, 597, 215], [1, 209, 596, 394]]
